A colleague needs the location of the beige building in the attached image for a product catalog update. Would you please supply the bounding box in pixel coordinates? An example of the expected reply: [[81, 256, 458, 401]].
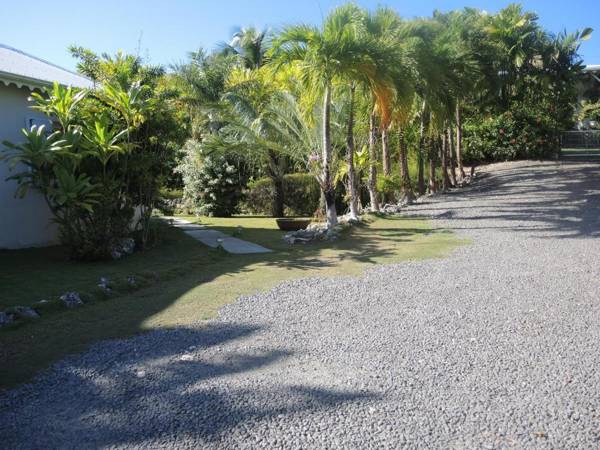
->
[[0, 44, 93, 249]]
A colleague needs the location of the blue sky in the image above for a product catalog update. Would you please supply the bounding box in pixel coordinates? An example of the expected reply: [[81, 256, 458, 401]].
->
[[3, 1, 599, 71]]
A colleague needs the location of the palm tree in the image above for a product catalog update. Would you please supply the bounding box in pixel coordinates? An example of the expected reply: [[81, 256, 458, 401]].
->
[[433, 9, 483, 181], [362, 7, 405, 211], [484, 4, 540, 109], [271, 5, 378, 226], [173, 50, 239, 139], [392, 95, 417, 203], [219, 26, 271, 69]]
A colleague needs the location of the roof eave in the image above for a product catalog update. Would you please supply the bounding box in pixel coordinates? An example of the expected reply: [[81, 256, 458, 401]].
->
[[0, 70, 51, 91], [0, 70, 93, 91]]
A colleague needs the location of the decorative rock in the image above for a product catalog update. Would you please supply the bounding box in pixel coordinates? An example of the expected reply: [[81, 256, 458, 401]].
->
[[98, 277, 112, 293], [283, 220, 347, 244], [0, 311, 15, 327], [338, 214, 361, 225], [60, 292, 83, 308], [14, 306, 40, 320], [380, 203, 403, 214]]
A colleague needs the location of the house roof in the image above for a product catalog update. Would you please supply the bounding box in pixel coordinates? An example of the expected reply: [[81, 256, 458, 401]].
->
[[0, 43, 94, 90]]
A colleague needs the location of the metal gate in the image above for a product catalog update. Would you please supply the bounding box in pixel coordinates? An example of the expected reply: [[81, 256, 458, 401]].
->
[[561, 130, 600, 149]]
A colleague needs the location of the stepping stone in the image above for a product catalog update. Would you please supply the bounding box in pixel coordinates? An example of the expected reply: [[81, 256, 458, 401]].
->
[[173, 223, 207, 231], [218, 237, 272, 254], [163, 217, 272, 254], [184, 229, 271, 254]]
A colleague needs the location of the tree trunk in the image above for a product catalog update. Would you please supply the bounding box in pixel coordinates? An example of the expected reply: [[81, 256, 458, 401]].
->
[[382, 125, 391, 177], [271, 175, 285, 217], [398, 125, 414, 204], [417, 101, 427, 195], [448, 125, 457, 187], [345, 84, 359, 220], [322, 85, 338, 227], [267, 151, 285, 217], [367, 110, 380, 212], [428, 135, 437, 194], [455, 102, 465, 180], [441, 129, 451, 191]]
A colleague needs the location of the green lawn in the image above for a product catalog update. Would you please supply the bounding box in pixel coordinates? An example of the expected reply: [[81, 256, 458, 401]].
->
[[0, 215, 466, 389]]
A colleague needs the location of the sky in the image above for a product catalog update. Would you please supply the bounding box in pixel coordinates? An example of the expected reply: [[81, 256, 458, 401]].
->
[[2, 0, 599, 72]]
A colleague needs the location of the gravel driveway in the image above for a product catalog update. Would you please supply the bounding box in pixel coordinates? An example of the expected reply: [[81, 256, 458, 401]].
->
[[2, 161, 600, 449]]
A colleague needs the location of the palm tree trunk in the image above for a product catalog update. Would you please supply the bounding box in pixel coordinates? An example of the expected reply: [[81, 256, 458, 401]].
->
[[455, 102, 465, 180], [345, 84, 359, 220], [417, 101, 427, 195], [367, 110, 380, 212], [322, 84, 338, 227], [448, 125, 457, 187], [271, 176, 285, 217], [441, 130, 450, 191], [398, 124, 414, 204], [267, 151, 285, 217], [428, 135, 437, 194], [382, 125, 391, 177]]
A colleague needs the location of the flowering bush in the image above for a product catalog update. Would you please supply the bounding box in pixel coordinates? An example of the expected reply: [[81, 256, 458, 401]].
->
[[463, 106, 558, 163], [176, 140, 243, 216]]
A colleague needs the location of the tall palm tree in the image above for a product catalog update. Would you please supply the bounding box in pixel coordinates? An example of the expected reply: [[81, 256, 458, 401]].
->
[[219, 26, 271, 69], [362, 7, 407, 211], [173, 50, 239, 138], [484, 4, 539, 109], [271, 5, 379, 226], [433, 9, 483, 181]]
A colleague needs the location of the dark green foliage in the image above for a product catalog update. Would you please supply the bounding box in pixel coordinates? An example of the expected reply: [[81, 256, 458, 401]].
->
[[578, 101, 600, 127], [376, 175, 402, 200], [463, 105, 557, 162], [244, 173, 321, 216], [2, 49, 185, 260]]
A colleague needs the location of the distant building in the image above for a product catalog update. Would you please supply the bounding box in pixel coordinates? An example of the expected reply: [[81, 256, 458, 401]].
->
[[0, 44, 93, 249]]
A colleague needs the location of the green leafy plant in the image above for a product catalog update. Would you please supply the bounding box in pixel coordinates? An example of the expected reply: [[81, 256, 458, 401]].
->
[[176, 140, 243, 217], [244, 173, 320, 216]]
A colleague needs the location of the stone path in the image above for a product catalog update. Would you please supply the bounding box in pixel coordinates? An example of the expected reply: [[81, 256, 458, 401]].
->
[[2, 161, 600, 449], [167, 217, 272, 254]]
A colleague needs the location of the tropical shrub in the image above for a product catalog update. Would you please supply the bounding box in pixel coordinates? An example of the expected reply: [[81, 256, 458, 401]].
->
[[243, 177, 273, 215], [2, 49, 184, 260], [283, 173, 321, 216], [377, 175, 402, 202], [578, 101, 600, 128], [463, 106, 557, 163], [176, 140, 243, 217], [244, 173, 321, 216], [2, 83, 144, 260]]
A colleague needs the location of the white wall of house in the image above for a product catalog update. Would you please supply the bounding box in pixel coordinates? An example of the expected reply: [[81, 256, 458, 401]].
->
[[0, 83, 57, 249]]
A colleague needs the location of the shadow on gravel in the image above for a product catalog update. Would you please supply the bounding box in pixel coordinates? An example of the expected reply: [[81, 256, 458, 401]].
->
[[419, 161, 600, 239], [1, 322, 377, 448]]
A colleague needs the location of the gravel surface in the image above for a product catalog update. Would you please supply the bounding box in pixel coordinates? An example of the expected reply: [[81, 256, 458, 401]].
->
[[2, 160, 600, 449]]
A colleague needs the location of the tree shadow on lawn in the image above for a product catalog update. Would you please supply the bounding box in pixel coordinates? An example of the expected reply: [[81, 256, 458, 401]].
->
[[1, 322, 377, 448], [0, 215, 454, 390]]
